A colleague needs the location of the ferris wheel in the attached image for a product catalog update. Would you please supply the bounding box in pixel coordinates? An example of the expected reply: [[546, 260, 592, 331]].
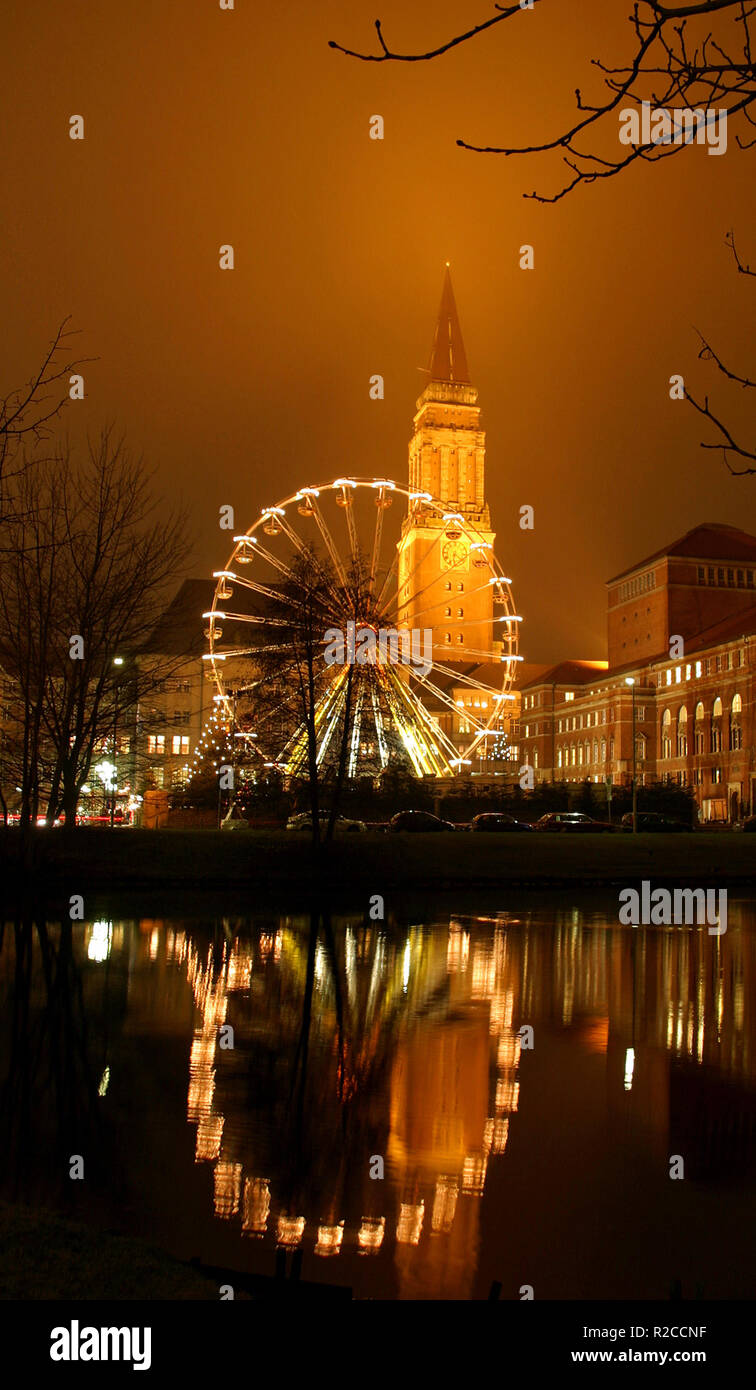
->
[[203, 477, 521, 779]]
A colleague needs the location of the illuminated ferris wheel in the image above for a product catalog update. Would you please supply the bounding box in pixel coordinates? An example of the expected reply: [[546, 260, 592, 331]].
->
[[203, 477, 521, 779]]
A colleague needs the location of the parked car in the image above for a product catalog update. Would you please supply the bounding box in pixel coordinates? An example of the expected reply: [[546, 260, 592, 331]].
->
[[286, 811, 366, 832], [389, 810, 455, 832], [620, 811, 692, 832], [534, 811, 614, 833], [469, 812, 533, 833]]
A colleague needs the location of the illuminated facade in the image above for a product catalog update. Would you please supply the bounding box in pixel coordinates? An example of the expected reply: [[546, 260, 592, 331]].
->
[[519, 525, 756, 820]]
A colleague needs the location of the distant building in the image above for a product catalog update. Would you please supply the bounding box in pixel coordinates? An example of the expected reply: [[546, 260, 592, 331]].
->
[[519, 524, 756, 821], [136, 578, 215, 794]]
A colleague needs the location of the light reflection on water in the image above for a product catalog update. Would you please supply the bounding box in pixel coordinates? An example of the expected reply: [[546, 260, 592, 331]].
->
[[2, 900, 756, 1300]]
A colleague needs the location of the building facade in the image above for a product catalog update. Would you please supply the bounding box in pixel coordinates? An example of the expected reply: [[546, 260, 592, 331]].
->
[[519, 525, 756, 821]]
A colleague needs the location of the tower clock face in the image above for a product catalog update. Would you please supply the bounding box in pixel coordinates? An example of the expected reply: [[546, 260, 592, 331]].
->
[[442, 538, 467, 569]]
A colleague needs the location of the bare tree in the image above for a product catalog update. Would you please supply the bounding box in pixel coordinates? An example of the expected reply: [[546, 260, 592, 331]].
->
[[331, 1, 756, 202], [0, 319, 90, 519], [686, 230, 756, 473], [246, 547, 359, 846], [0, 428, 192, 831]]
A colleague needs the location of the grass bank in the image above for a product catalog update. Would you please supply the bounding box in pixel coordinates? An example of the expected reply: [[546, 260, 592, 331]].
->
[[1, 827, 754, 905]]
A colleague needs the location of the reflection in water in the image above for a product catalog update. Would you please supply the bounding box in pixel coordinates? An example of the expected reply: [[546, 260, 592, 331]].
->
[[1, 902, 756, 1299]]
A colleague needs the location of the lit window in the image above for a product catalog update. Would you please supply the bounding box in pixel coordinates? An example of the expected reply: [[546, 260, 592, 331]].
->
[[695, 660, 702, 677], [666, 670, 672, 686], [564, 692, 574, 702]]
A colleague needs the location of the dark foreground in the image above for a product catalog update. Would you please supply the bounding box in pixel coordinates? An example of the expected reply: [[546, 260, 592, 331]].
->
[[0, 827, 753, 903]]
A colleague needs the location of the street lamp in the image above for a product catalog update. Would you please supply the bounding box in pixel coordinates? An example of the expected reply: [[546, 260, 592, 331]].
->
[[625, 677, 637, 833], [111, 656, 124, 828]]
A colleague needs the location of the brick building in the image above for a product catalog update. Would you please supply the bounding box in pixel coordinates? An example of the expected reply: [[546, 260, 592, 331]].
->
[[518, 524, 756, 822]]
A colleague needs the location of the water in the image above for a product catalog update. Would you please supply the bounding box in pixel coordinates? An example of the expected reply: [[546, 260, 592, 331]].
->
[[2, 897, 756, 1300]]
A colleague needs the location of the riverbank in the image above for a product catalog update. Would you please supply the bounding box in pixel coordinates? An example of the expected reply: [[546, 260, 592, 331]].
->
[[1, 827, 754, 906]]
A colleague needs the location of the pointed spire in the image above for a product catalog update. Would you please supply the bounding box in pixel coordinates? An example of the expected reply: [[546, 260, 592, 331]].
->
[[428, 264, 470, 385]]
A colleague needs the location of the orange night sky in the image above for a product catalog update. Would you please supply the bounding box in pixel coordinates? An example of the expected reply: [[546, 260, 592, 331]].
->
[[1, 0, 754, 660]]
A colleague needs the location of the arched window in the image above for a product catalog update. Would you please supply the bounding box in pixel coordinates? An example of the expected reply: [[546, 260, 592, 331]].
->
[[609, 735, 615, 761], [711, 696, 723, 753], [635, 731, 647, 763], [593, 739, 599, 763], [571, 746, 576, 766], [578, 743, 584, 765], [676, 706, 688, 758], [730, 692, 743, 750], [601, 737, 607, 762], [557, 747, 563, 769], [534, 749, 539, 769], [661, 708, 672, 760], [694, 701, 705, 755]]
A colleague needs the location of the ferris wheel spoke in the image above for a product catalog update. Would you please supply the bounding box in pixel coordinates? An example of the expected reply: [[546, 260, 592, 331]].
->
[[246, 538, 301, 584], [310, 496, 349, 588], [393, 529, 450, 618], [374, 549, 399, 615], [368, 681, 390, 768], [216, 573, 304, 612], [382, 668, 459, 772], [347, 686, 365, 778], [210, 611, 290, 628], [430, 660, 514, 702], [386, 572, 502, 627], [369, 503, 385, 596], [410, 674, 492, 735], [278, 515, 345, 609], [280, 665, 350, 774]]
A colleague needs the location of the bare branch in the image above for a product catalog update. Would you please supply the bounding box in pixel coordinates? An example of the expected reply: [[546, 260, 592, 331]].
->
[[331, 0, 756, 200]]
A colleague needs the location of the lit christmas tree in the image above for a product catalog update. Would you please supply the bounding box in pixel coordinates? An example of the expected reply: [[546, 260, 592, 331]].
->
[[185, 707, 234, 792]]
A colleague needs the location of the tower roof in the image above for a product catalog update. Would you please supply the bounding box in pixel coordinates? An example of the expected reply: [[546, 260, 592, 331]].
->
[[428, 266, 470, 385]]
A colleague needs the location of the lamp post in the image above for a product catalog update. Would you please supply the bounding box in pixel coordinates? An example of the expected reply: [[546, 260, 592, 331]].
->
[[625, 676, 637, 833], [110, 657, 124, 829]]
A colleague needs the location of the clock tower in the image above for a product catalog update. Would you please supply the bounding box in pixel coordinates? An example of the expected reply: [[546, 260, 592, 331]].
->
[[397, 267, 497, 665]]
